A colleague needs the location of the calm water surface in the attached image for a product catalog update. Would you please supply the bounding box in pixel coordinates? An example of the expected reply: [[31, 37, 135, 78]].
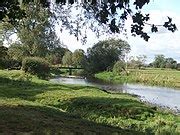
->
[[50, 77, 180, 113]]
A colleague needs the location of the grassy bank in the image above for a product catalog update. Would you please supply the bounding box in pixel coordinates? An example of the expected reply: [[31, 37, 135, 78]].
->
[[95, 68, 180, 88], [0, 70, 179, 134]]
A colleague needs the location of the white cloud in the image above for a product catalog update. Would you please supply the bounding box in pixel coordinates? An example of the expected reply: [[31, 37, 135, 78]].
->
[[125, 10, 180, 63]]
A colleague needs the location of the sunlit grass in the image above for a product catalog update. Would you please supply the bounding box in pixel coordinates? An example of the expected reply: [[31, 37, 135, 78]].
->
[[95, 68, 180, 88]]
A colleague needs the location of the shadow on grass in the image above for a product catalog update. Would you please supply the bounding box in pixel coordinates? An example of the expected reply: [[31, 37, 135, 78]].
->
[[0, 104, 144, 135], [0, 77, 49, 99], [56, 96, 155, 120], [0, 76, 96, 100]]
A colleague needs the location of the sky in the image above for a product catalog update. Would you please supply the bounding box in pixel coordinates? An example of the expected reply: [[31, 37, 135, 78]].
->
[[57, 0, 180, 63]]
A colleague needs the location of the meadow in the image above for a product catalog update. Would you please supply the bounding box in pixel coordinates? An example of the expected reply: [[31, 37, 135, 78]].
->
[[0, 69, 179, 134], [95, 68, 180, 88]]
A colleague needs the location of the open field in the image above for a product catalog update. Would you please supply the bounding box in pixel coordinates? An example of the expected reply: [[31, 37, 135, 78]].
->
[[95, 68, 180, 88], [0, 70, 179, 134]]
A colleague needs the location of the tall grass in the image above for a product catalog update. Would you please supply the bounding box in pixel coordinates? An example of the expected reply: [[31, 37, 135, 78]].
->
[[95, 68, 180, 88]]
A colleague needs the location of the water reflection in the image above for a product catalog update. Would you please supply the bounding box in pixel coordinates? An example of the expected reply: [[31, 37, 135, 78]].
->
[[50, 77, 180, 112]]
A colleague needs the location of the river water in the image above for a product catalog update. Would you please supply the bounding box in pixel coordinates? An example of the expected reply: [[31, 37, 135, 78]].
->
[[50, 77, 180, 113]]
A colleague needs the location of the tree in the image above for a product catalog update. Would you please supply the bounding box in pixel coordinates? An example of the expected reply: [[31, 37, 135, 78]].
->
[[0, 0, 26, 24], [0, 0, 177, 43], [153, 55, 166, 68], [165, 58, 177, 69], [127, 55, 147, 69], [152, 55, 178, 69], [62, 51, 73, 67], [7, 43, 28, 61], [85, 38, 130, 73], [3, 3, 62, 58], [72, 49, 85, 67], [46, 46, 69, 65], [136, 55, 147, 69], [0, 45, 8, 59]]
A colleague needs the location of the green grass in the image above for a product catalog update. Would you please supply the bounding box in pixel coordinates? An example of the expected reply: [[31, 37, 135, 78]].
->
[[0, 70, 179, 134], [95, 68, 180, 88]]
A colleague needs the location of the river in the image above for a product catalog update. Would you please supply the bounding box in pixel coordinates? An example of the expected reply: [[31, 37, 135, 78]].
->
[[50, 77, 180, 113]]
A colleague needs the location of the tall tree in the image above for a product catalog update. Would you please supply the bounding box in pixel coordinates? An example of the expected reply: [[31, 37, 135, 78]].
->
[[72, 49, 85, 67], [62, 51, 73, 67], [86, 38, 130, 73], [153, 55, 166, 68], [3, 2, 61, 57], [46, 46, 69, 65], [165, 58, 177, 69]]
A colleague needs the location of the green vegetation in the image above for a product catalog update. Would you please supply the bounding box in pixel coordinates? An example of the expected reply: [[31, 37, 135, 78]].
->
[[62, 51, 73, 67], [150, 55, 178, 69], [22, 57, 50, 79], [113, 60, 126, 75], [84, 39, 130, 74], [0, 69, 179, 134], [95, 68, 180, 88], [72, 49, 86, 67]]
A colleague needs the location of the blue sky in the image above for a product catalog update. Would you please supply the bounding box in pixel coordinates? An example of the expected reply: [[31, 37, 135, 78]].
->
[[57, 1, 180, 63]]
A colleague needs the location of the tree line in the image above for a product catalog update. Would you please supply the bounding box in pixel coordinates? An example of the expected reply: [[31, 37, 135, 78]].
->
[[127, 54, 180, 70]]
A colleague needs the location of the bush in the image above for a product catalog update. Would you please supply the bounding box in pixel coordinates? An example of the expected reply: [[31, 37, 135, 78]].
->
[[0, 59, 21, 70], [22, 57, 50, 79], [0, 59, 6, 69], [113, 61, 126, 75]]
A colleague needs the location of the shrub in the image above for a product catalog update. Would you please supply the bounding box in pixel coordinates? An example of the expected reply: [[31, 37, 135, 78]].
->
[[113, 61, 126, 75], [0, 59, 6, 69], [0, 59, 21, 70], [22, 57, 50, 79]]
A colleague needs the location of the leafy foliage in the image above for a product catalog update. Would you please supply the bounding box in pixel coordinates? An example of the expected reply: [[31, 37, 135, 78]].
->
[[150, 55, 178, 69], [85, 38, 130, 74], [62, 51, 73, 66], [46, 46, 69, 65], [0, 45, 8, 59], [53, 0, 177, 42], [113, 60, 126, 75], [0, 59, 21, 70], [0, 0, 177, 43], [152, 55, 166, 68], [22, 57, 50, 79], [8, 43, 30, 61], [0, 0, 26, 24], [72, 49, 86, 67], [2, 3, 62, 58]]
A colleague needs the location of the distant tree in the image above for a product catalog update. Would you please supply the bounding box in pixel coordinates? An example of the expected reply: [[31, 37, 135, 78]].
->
[[62, 51, 73, 67], [136, 55, 147, 68], [177, 63, 180, 70], [153, 55, 166, 68], [152, 55, 178, 69], [165, 58, 177, 69], [72, 49, 85, 67], [127, 55, 147, 69], [85, 38, 130, 74], [46, 46, 69, 65]]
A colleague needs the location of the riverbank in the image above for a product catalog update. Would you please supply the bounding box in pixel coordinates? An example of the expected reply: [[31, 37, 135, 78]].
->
[[0, 70, 179, 134], [95, 68, 180, 88]]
